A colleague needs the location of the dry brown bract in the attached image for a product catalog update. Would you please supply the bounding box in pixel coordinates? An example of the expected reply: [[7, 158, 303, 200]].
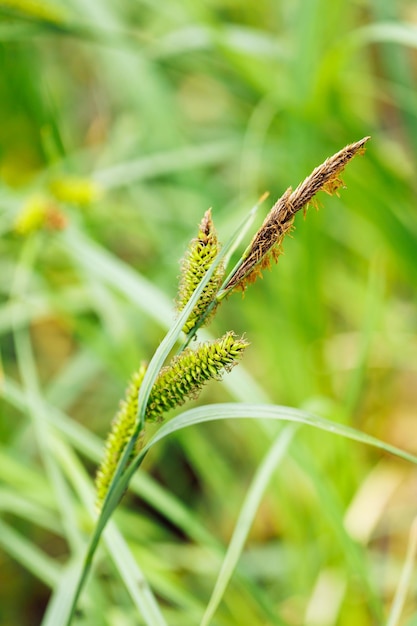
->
[[225, 136, 370, 291]]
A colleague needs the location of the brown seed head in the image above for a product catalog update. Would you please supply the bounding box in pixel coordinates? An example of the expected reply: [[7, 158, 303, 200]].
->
[[225, 137, 370, 291]]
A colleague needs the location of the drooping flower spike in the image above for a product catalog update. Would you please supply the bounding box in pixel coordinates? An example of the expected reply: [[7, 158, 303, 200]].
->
[[224, 137, 370, 292], [95, 333, 248, 509], [146, 331, 248, 421]]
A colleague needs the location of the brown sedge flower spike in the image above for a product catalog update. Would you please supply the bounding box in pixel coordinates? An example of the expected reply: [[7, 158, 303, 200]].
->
[[176, 208, 225, 333], [225, 136, 370, 292]]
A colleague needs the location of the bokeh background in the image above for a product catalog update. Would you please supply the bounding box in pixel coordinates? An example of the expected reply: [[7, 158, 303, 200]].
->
[[1, 1, 417, 624]]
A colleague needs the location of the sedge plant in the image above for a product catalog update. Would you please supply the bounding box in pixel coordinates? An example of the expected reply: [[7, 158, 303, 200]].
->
[[95, 136, 370, 512], [49, 135, 417, 625]]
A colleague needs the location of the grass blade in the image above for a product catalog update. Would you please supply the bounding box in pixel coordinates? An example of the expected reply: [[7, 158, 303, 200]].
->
[[200, 426, 297, 626], [386, 517, 417, 626], [139, 403, 417, 467]]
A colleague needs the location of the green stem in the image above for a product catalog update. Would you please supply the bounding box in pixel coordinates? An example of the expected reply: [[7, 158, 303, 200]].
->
[[65, 205, 243, 623], [65, 195, 266, 622]]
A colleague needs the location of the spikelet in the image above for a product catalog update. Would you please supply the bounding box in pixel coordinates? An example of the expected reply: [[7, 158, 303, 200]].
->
[[95, 365, 147, 510], [176, 209, 224, 333], [225, 137, 370, 292], [96, 334, 248, 509], [146, 332, 248, 421]]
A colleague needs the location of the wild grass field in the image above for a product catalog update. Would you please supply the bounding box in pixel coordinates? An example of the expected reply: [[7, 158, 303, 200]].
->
[[1, 1, 417, 625]]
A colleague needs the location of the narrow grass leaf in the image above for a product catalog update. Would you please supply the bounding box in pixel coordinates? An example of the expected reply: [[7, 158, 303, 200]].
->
[[139, 404, 417, 467], [11, 248, 83, 552], [0, 489, 59, 534], [200, 425, 297, 626], [386, 517, 417, 626], [0, 518, 60, 588], [41, 555, 86, 626], [94, 140, 238, 189], [352, 22, 417, 50], [47, 437, 169, 626], [62, 226, 173, 328], [104, 522, 169, 626], [2, 376, 218, 548]]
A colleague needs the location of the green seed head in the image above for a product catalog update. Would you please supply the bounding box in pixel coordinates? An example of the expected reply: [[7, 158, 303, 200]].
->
[[176, 209, 225, 333], [95, 364, 147, 510], [146, 332, 249, 422]]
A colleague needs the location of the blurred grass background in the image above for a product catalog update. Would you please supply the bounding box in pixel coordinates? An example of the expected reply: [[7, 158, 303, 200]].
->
[[1, 0, 417, 624]]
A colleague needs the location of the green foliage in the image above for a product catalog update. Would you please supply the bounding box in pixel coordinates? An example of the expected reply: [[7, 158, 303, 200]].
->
[[1, 1, 417, 625]]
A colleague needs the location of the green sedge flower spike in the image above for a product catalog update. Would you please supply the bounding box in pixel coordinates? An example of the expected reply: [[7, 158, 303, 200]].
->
[[176, 209, 224, 333], [95, 364, 147, 509], [146, 332, 249, 421], [96, 334, 248, 509]]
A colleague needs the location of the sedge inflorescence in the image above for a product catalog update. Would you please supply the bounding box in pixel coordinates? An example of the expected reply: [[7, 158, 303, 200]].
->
[[95, 365, 147, 508], [95, 333, 248, 509], [96, 136, 369, 510], [176, 208, 225, 333], [225, 137, 370, 291], [146, 332, 248, 421]]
